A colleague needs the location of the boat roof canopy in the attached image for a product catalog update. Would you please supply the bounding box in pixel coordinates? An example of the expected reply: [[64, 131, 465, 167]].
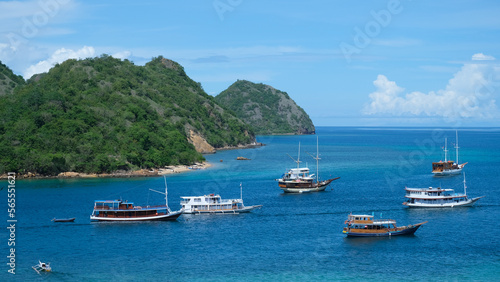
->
[[95, 200, 121, 203], [288, 168, 310, 173], [405, 187, 454, 191], [349, 214, 373, 218], [180, 194, 221, 199], [94, 200, 133, 205]]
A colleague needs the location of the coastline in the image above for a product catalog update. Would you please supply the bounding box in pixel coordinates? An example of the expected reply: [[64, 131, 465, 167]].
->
[[0, 162, 212, 180], [215, 142, 265, 151], [0, 141, 263, 180]]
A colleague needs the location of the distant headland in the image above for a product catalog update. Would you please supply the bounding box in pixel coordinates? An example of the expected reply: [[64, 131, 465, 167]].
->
[[0, 56, 309, 178]]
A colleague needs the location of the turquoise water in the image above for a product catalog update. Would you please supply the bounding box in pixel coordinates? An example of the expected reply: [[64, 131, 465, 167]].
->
[[2, 127, 499, 281]]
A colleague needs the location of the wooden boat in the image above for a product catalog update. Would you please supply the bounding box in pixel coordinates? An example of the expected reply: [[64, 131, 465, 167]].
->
[[32, 260, 51, 274], [181, 183, 262, 214], [52, 217, 75, 222], [277, 137, 339, 193], [432, 131, 467, 176], [90, 177, 183, 222], [403, 174, 484, 208], [342, 213, 427, 237]]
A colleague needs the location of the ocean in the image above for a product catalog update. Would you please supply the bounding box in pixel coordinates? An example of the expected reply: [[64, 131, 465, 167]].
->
[[2, 127, 499, 281]]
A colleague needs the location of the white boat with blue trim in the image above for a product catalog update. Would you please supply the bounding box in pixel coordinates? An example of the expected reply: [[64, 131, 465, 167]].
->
[[403, 174, 484, 208], [180, 183, 262, 214]]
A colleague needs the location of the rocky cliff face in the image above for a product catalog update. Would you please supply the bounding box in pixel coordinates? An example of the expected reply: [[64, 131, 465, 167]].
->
[[188, 130, 215, 154], [215, 80, 315, 135]]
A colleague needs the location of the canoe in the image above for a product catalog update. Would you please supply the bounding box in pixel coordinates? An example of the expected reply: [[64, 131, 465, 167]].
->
[[52, 217, 75, 222]]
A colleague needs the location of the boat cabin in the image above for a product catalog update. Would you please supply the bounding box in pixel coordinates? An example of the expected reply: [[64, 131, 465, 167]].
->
[[93, 200, 135, 210], [91, 200, 170, 219], [345, 214, 397, 230], [405, 187, 455, 197], [180, 194, 244, 213], [282, 168, 313, 181], [432, 161, 460, 173]]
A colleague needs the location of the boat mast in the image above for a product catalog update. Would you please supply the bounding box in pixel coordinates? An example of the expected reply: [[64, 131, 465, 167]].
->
[[444, 137, 448, 162], [306, 136, 321, 184], [287, 142, 302, 168], [297, 142, 301, 168], [164, 176, 169, 208], [455, 130, 459, 164], [149, 176, 171, 212], [463, 173, 467, 196], [240, 182, 243, 200], [316, 135, 319, 183]]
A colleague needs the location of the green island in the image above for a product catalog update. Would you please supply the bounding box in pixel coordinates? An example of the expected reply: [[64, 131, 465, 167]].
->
[[0, 56, 255, 176], [215, 80, 315, 135]]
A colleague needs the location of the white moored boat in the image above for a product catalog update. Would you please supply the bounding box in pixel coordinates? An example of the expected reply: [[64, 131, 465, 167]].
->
[[180, 183, 262, 214], [432, 131, 467, 176], [277, 137, 339, 193], [403, 174, 484, 208]]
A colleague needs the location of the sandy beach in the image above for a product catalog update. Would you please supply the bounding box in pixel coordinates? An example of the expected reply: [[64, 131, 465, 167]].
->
[[1, 162, 212, 179]]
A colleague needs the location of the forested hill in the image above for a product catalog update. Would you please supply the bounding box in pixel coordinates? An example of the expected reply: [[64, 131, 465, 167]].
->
[[0, 61, 25, 96], [0, 56, 254, 175], [215, 80, 315, 135]]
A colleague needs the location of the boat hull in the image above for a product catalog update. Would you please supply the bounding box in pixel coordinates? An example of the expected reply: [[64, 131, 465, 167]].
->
[[403, 197, 483, 208], [432, 162, 467, 176], [279, 177, 339, 193], [90, 210, 183, 222], [184, 205, 262, 214], [52, 218, 75, 222], [344, 224, 424, 237], [432, 168, 463, 176]]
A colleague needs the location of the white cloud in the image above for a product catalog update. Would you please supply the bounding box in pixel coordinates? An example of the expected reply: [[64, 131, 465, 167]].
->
[[111, 50, 131, 60], [0, 43, 9, 53], [472, 53, 495, 61], [363, 54, 500, 121], [23, 46, 95, 79]]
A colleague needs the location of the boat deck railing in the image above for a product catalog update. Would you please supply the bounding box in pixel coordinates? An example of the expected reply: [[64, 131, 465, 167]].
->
[[94, 204, 168, 211], [349, 218, 396, 224]]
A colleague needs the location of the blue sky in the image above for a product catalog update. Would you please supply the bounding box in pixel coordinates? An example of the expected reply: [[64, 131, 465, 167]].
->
[[1, 0, 499, 126]]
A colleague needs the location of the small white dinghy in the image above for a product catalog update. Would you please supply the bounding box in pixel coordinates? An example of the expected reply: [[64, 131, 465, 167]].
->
[[32, 260, 51, 274]]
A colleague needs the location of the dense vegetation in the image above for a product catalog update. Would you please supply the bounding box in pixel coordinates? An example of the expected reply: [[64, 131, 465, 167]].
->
[[215, 80, 315, 135], [0, 56, 254, 175], [0, 61, 25, 96]]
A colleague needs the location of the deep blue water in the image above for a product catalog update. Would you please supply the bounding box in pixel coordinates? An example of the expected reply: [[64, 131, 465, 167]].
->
[[2, 127, 499, 281]]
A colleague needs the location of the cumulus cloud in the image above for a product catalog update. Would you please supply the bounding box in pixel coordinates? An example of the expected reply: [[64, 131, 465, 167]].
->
[[363, 53, 500, 121], [472, 53, 495, 61], [23, 46, 95, 79]]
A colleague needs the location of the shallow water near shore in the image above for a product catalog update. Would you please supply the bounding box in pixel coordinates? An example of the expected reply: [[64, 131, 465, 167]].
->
[[2, 127, 499, 281]]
